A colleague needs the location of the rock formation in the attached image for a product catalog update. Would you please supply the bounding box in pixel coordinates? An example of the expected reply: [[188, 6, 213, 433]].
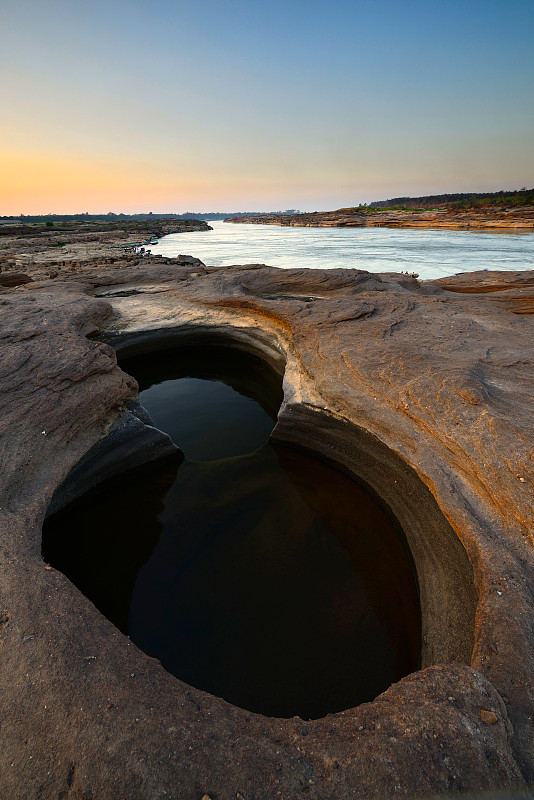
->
[[226, 207, 534, 229], [0, 235, 533, 798], [0, 217, 211, 276]]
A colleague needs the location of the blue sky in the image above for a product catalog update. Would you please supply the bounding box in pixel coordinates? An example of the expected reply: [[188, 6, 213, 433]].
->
[[2, 0, 533, 212]]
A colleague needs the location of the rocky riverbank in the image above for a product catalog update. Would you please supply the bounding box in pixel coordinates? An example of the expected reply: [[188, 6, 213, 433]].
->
[[226, 206, 534, 230], [0, 217, 211, 280], [0, 234, 533, 798]]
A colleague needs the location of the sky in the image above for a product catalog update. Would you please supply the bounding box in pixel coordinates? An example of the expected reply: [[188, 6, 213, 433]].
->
[[1, 0, 533, 214]]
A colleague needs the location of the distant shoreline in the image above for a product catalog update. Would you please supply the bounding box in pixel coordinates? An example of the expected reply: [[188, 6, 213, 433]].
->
[[225, 207, 534, 231], [0, 217, 211, 277]]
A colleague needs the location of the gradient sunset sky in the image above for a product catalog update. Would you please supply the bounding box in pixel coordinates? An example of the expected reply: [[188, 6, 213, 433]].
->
[[2, 0, 533, 214]]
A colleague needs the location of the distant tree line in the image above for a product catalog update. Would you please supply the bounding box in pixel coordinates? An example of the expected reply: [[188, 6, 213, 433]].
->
[[1, 210, 301, 223], [367, 189, 534, 210]]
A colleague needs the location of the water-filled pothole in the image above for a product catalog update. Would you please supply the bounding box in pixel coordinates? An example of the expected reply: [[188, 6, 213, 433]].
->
[[43, 345, 421, 719]]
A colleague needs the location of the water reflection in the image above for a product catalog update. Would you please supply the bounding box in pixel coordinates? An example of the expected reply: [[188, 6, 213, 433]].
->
[[126, 345, 283, 459], [43, 346, 421, 718]]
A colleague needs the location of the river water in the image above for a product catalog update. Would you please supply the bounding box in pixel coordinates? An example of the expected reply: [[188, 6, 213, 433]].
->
[[148, 220, 534, 281]]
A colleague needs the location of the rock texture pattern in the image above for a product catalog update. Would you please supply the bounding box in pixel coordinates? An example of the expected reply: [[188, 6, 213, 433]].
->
[[0, 217, 211, 276], [0, 244, 533, 799], [226, 207, 534, 229]]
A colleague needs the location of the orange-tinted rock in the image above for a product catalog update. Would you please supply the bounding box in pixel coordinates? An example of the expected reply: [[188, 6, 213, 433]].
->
[[226, 207, 534, 230], [0, 256, 533, 798], [481, 709, 499, 725]]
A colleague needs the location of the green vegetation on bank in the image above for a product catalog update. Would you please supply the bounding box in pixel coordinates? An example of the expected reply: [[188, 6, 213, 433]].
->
[[335, 189, 534, 214], [367, 189, 534, 211], [335, 205, 426, 214]]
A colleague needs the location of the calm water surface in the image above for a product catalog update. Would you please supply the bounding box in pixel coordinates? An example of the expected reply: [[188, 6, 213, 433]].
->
[[43, 347, 421, 719], [148, 219, 534, 281]]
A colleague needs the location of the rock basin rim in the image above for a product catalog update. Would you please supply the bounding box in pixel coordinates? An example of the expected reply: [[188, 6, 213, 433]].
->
[[0, 231, 533, 799]]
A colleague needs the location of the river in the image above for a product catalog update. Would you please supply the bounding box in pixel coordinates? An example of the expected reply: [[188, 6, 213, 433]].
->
[[148, 219, 534, 281]]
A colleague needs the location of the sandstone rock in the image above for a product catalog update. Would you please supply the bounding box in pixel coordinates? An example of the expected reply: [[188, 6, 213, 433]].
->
[[226, 208, 534, 230], [0, 271, 32, 287], [176, 254, 205, 266], [481, 709, 499, 725], [0, 254, 533, 798]]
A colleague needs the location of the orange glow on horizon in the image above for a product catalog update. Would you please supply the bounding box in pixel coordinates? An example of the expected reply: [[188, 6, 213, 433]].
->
[[1, 149, 336, 215], [0, 151, 215, 215]]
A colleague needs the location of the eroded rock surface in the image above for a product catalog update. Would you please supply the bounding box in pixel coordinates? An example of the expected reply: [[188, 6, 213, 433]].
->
[[226, 207, 534, 229], [0, 250, 533, 799]]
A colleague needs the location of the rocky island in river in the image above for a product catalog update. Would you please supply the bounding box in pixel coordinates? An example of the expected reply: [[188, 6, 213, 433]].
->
[[0, 220, 533, 799], [226, 206, 534, 230], [225, 190, 534, 230]]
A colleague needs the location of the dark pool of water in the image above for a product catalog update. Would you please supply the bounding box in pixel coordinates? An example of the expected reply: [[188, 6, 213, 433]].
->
[[43, 346, 421, 719], [128, 346, 283, 460]]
